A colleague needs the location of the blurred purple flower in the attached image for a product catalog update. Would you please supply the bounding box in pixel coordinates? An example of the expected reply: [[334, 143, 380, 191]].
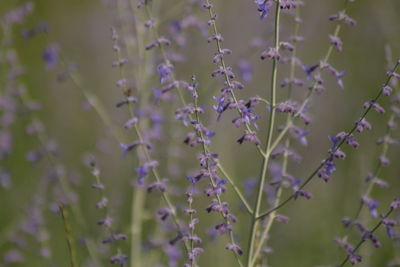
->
[[42, 43, 60, 69], [255, 0, 273, 19]]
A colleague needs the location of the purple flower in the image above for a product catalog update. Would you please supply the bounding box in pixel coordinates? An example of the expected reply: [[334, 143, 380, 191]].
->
[[255, 0, 273, 19], [237, 60, 253, 82], [329, 34, 343, 51], [225, 243, 243, 255], [290, 126, 309, 146], [213, 96, 229, 120], [42, 43, 60, 69], [294, 189, 313, 200], [232, 107, 260, 128], [391, 199, 400, 209], [110, 253, 128, 267], [302, 63, 319, 80], [382, 85, 392, 96], [215, 178, 228, 195], [318, 159, 336, 182], [157, 63, 173, 84], [136, 161, 159, 184], [187, 175, 198, 184], [4, 249, 25, 263], [237, 130, 261, 146], [361, 196, 379, 218], [382, 219, 396, 238]]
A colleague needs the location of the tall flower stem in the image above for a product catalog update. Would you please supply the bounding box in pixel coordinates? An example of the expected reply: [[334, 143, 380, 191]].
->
[[194, 97, 244, 267], [116, 2, 149, 266], [59, 204, 78, 267], [251, 7, 302, 264], [246, 2, 281, 266]]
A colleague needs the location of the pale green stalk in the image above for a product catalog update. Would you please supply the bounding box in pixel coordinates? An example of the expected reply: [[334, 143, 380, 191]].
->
[[189, 191, 195, 267], [217, 164, 254, 215], [246, 2, 281, 266], [116, 2, 148, 266], [251, 8, 301, 265], [59, 204, 79, 267]]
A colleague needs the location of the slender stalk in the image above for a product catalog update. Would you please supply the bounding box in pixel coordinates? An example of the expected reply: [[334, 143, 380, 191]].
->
[[251, 139, 288, 267], [337, 207, 394, 267], [90, 162, 125, 260], [130, 188, 145, 267], [250, 9, 302, 263], [189, 190, 195, 267], [350, 49, 399, 221], [217, 164, 253, 215], [68, 71, 127, 143], [59, 204, 78, 267], [246, 2, 281, 266], [194, 98, 244, 267], [337, 63, 399, 261], [353, 113, 394, 221], [115, 3, 149, 265]]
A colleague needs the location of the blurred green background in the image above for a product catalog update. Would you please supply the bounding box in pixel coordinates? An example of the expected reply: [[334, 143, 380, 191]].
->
[[1, 0, 400, 266]]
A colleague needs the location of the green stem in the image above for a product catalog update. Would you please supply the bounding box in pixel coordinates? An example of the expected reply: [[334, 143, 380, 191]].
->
[[131, 188, 145, 267], [59, 204, 78, 267], [251, 137, 290, 266], [217, 164, 253, 215], [246, 2, 281, 266], [338, 207, 394, 267], [249, 8, 301, 264]]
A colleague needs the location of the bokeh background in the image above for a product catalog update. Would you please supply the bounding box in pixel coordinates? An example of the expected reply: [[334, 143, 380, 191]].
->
[[1, 0, 400, 266]]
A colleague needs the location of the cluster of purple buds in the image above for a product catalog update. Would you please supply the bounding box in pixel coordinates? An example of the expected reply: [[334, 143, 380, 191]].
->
[[157, 63, 174, 84], [135, 160, 159, 184], [329, 11, 357, 26], [318, 133, 348, 182], [88, 158, 128, 266], [334, 237, 362, 265], [254, 0, 273, 19], [361, 196, 379, 218], [183, 191, 204, 265], [145, 36, 171, 51]]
